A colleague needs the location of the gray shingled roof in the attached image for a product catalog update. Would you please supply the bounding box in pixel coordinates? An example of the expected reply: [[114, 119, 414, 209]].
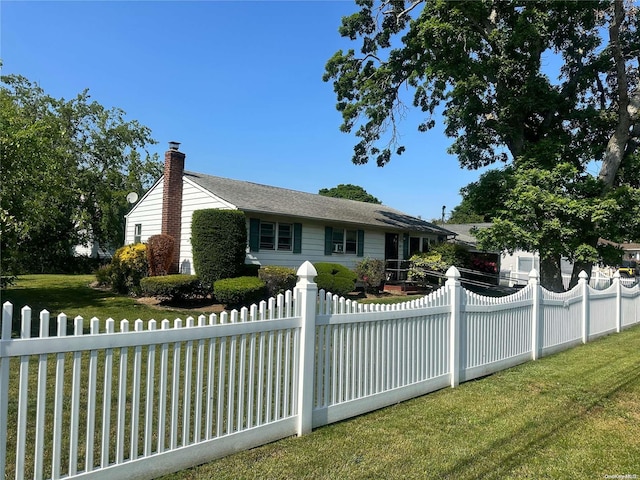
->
[[185, 170, 453, 235], [444, 223, 493, 247]]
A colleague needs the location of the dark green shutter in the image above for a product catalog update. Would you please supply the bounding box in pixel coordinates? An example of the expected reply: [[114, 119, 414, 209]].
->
[[324, 226, 333, 255], [402, 233, 410, 260], [293, 223, 302, 254], [357, 230, 365, 257], [249, 218, 260, 252]]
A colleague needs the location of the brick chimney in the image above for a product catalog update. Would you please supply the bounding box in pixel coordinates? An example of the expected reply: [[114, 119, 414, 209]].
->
[[162, 141, 185, 274]]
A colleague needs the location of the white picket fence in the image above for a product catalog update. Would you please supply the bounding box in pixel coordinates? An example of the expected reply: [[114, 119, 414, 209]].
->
[[1, 262, 639, 480]]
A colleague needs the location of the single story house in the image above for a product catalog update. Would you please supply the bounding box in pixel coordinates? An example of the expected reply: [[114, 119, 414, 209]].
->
[[124, 142, 455, 276]]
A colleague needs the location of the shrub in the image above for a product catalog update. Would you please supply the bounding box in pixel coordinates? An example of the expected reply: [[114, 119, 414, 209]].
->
[[258, 266, 297, 297], [140, 274, 208, 303], [409, 243, 472, 285], [108, 243, 148, 295], [192, 209, 247, 287], [213, 276, 267, 308], [240, 263, 261, 277], [94, 264, 112, 287], [146, 234, 175, 276], [409, 252, 446, 284], [354, 257, 386, 293], [0, 275, 16, 289], [313, 262, 357, 297], [431, 242, 472, 269]]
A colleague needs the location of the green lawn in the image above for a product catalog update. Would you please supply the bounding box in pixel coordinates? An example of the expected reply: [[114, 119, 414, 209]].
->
[[2, 275, 640, 479], [0, 275, 220, 330]]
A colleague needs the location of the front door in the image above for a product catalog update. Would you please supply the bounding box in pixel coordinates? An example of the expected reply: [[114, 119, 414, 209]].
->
[[385, 233, 399, 281]]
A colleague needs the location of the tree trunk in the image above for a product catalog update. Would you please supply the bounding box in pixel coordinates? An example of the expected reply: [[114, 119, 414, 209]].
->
[[540, 254, 564, 292], [569, 260, 593, 290], [598, 0, 633, 188]]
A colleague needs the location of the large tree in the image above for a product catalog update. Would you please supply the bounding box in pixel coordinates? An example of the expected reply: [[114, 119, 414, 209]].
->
[[1, 74, 161, 274], [448, 167, 514, 223], [319, 183, 382, 203], [324, 0, 640, 291]]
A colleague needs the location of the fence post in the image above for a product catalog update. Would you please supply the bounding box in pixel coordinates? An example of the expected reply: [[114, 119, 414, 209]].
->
[[579, 270, 590, 343], [295, 261, 318, 436], [0, 302, 13, 480], [446, 266, 462, 388], [613, 271, 622, 332], [529, 269, 541, 360]]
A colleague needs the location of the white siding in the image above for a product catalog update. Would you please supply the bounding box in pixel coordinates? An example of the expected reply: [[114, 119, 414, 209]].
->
[[124, 179, 164, 245], [245, 217, 387, 270]]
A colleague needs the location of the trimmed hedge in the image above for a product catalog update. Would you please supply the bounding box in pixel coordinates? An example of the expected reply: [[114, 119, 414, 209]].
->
[[313, 262, 357, 297], [258, 266, 297, 297], [191, 209, 247, 288], [146, 234, 175, 276], [213, 276, 267, 308], [240, 263, 261, 277], [140, 274, 208, 302]]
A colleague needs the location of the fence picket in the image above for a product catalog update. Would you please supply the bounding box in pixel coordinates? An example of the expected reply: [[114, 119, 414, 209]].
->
[[35, 312, 51, 477], [144, 320, 157, 456], [130, 320, 144, 460], [84, 317, 99, 472], [69, 316, 83, 476], [52, 313, 67, 479], [16, 306, 31, 480], [158, 319, 170, 452], [116, 319, 129, 464], [101, 318, 115, 468]]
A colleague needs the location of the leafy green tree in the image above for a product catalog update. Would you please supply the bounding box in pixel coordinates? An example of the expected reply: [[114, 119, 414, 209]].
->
[[1, 74, 161, 274], [319, 184, 382, 203], [448, 167, 514, 223], [324, 1, 640, 291]]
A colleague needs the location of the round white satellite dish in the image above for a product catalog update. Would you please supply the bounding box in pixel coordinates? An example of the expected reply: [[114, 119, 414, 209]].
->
[[126, 192, 139, 204]]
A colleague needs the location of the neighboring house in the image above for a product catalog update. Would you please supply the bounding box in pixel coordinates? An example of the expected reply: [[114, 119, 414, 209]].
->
[[73, 240, 113, 259], [446, 223, 580, 288], [124, 143, 455, 276], [598, 239, 640, 263]]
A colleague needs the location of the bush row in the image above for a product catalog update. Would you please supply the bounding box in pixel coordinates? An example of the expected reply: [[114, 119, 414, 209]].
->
[[140, 275, 208, 302]]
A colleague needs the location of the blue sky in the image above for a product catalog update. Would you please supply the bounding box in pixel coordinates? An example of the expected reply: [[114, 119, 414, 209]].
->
[[2, 0, 492, 222]]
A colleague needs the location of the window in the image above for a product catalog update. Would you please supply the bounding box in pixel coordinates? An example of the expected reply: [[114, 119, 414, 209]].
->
[[410, 237, 421, 255], [250, 219, 301, 253], [410, 236, 432, 255], [345, 229, 357, 254], [325, 227, 364, 256], [134, 224, 142, 244], [277, 223, 292, 250], [259, 222, 275, 250], [518, 256, 534, 273], [332, 229, 345, 253]]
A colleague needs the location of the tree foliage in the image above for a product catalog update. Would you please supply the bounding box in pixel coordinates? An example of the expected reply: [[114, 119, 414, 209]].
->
[[325, 1, 640, 290], [448, 167, 514, 223], [1, 74, 161, 274], [318, 184, 381, 203]]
